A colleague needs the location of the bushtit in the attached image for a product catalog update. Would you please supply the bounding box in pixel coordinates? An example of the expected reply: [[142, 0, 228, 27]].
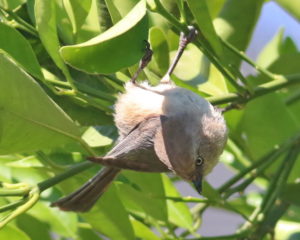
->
[[52, 26, 227, 212]]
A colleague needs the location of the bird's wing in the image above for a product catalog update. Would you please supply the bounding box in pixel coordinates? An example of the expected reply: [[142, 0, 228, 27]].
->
[[153, 114, 195, 178], [88, 116, 169, 172]]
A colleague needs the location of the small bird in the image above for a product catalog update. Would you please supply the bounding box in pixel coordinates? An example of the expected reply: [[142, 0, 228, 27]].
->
[[51, 26, 227, 212]]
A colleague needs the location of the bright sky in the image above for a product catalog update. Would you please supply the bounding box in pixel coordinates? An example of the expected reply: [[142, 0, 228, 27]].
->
[[247, 1, 300, 59]]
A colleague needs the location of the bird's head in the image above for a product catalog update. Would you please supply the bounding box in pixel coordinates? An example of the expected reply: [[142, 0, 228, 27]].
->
[[154, 88, 228, 193]]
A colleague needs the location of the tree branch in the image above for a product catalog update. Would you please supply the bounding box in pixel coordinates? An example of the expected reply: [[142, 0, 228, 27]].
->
[[208, 74, 300, 105]]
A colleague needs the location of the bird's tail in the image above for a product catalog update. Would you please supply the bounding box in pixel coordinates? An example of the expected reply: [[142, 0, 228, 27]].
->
[[51, 167, 120, 212]]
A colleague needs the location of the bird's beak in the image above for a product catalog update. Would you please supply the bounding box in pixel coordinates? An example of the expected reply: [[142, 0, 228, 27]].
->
[[193, 174, 203, 194]]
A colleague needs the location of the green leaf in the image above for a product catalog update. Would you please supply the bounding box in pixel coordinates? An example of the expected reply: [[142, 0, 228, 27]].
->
[[0, 225, 30, 240], [280, 183, 300, 207], [82, 126, 113, 147], [269, 53, 300, 75], [51, 94, 114, 126], [82, 184, 135, 240], [280, 37, 298, 54], [6, 156, 44, 168], [275, 220, 300, 240], [0, 0, 25, 10], [256, 29, 284, 69], [0, 52, 80, 154], [149, 27, 169, 75], [16, 214, 52, 240], [202, 181, 221, 201], [63, 0, 93, 34], [186, 0, 223, 57], [199, 63, 228, 96], [104, 0, 123, 23], [206, 0, 226, 19], [105, 0, 139, 23], [172, 44, 205, 81], [75, 0, 102, 42], [215, 0, 264, 67], [60, 0, 148, 74], [276, 0, 300, 22], [0, 22, 43, 80], [131, 218, 160, 240], [77, 227, 104, 240], [171, 44, 227, 96], [35, 0, 70, 76], [234, 93, 299, 181], [162, 175, 193, 231], [118, 172, 168, 222], [28, 201, 77, 238], [55, 0, 75, 44]]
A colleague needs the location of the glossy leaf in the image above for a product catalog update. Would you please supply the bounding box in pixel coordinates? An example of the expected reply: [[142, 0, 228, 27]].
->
[[0, 22, 43, 79], [269, 53, 300, 75], [0, 225, 30, 240], [0, 52, 80, 154], [131, 218, 160, 240], [60, 0, 148, 74], [202, 181, 221, 201], [186, 0, 223, 57], [236, 94, 298, 162], [171, 44, 227, 96], [215, 0, 264, 67], [6, 156, 44, 168], [104, 0, 122, 23], [275, 220, 300, 240], [16, 214, 52, 240], [206, 0, 226, 19], [0, 0, 25, 10], [118, 171, 168, 222], [51, 94, 114, 126], [149, 27, 169, 75], [77, 227, 104, 240], [162, 175, 193, 231], [28, 202, 77, 238], [172, 44, 205, 82], [82, 184, 135, 240], [35, 0, 70, 74], [55, 0, 75, 44], [276, 0, 300, 22], [280, 183, 300, 207], [63, 0, 92, 34], [75, 0, 102, 42], [82, 126, 113, 147], [256, 29, 284, 69], [199, 63, 228, 96], [105, 0, 139, 23]]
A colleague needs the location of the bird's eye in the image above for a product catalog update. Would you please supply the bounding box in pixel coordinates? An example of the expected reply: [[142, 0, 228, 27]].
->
[[196, 156, 204, 166]]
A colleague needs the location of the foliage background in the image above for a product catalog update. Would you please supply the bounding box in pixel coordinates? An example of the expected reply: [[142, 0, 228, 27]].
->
[[0, 0, 300, 239]]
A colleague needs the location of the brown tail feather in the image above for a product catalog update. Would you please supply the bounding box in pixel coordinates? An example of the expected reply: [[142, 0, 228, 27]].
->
[[51, 167, 120, 212]]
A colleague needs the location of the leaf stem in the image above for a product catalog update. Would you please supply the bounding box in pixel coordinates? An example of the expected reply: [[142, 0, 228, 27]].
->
[[0, 188, 30, 197], [148, 0, 186, 32], [0, 187, 40, 229], [239, 145, 300, 235], [220, 38, 275, 79], [76, 92, 113, 113], [219, 131, 300, 194], [0, 7, 38, 36], [259, 146, 299, 217], [175, 0, 187, 24], [188, 231, 250, 240], [148, 1, 246, 92], [0, 199, 27, 213], [208, 74, 300, 105], [38, 161, 94, 192]]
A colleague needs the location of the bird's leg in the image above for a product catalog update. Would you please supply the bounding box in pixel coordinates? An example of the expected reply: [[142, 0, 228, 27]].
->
[[161, 26, 198, 84], [131, 40, 153, 84]]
